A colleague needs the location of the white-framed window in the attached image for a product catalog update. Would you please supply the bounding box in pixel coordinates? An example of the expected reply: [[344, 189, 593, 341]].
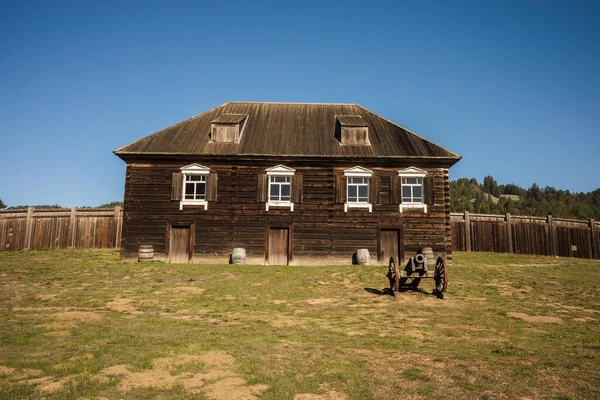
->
[[265, 165, 295, 211], [344, 166, 373, 212], [180, 164, 210, 210], [402, 177, 422, 204], [347, 177, 368, 203], [270, 176, 291, 202], [398, 167, 427, 213]]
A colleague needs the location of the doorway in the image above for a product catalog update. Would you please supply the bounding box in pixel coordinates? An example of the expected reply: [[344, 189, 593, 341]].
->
[[268, 228, 289, 265], [380, 229, 402, 265], [169, 226, 191, 263]]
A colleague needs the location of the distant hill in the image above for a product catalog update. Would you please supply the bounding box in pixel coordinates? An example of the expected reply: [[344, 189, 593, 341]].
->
[[450, 176, 600, 220]]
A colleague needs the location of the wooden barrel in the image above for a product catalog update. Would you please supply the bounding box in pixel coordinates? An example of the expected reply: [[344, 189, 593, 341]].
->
[[138, 244, 154, 262], [231, 248, 246, 264], [356, 249, 370, 265], [421, 247, 434, 267]]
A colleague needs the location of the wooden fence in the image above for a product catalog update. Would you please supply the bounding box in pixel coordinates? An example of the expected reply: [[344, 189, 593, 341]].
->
[[2, 207, 599, 260], [0, 207, 122, 252], [451, 212, 600, 259]]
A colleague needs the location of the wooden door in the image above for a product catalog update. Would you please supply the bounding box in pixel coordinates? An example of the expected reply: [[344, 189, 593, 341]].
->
[[268, 228, 289, 265], [169, 226, 191, 263], [380, 229, 400, 265]]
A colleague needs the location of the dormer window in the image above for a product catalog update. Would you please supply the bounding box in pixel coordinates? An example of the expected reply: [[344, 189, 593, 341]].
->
[[336, 115, 370, 145], [211, 114, 248, 143]]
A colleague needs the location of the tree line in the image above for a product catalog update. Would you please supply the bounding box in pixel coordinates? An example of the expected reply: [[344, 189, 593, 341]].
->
[[451, 176, 600, 220]]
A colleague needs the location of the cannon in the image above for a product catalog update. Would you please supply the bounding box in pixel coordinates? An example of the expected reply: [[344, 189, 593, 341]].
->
[[386, 250, 447, 299]]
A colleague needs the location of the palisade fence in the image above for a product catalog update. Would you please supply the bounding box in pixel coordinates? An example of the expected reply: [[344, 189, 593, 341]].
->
[[0, 207, 122, 252], [451, 212, 600, 260], [1, 207, 599, 260]]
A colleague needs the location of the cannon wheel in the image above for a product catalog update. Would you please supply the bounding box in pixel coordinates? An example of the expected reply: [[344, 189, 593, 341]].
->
[[393, 257, 400, 292], [434, 256, 447, 298]]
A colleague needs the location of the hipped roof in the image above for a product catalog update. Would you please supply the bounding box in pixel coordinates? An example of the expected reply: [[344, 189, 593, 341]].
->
[[114, 102, 461, 163]]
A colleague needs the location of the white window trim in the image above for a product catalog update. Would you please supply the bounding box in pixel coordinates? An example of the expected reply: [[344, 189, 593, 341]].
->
[[344, 166, 373, 213], [266, 165, 295, 211], [398, 167, 427, 213], [180, 164, 210, 210]]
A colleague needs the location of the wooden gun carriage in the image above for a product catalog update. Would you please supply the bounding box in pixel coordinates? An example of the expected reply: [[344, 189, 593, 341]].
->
[[387, 251, 447, 299]]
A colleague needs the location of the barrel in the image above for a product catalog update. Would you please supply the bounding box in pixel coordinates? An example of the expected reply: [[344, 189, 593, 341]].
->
[[138, 244, 154, 262], [231, 248, 246, 264], [421, 247, 434, 267], [356, 249, 370, 265]]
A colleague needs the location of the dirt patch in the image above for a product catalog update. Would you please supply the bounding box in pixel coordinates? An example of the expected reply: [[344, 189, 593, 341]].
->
[[269, 300, 289, 305], [508, 312, 563, 324], [97, 351, 268, 398], [0, 366, 16, 375], [294, 390, 348, 399], [38, 376, 72, 393], [573, 317, 595, 322], [271, 316, 305, 328], [52, 311, 102, 322], [1, 367, 68, 393], [484, 282, 533, 297], [106, 298, 139, 313], [345, 331, 364, 336], [305, 298, 338, 305], [175, 286, 206, 295]]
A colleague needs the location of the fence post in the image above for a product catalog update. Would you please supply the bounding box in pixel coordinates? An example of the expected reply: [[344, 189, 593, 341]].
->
[[590, 219, 596, 260], [24, 207, 34, 251], [70, 207, 77, 248], [506, 213, 513, 254], [547, 215, 555, 257], [464, 211, 471, 252], [114, 206, 122, 249]]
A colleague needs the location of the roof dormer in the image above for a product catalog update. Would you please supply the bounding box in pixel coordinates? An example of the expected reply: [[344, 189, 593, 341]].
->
[[211, 114, 248, 143], [336, 115, 370, 146]]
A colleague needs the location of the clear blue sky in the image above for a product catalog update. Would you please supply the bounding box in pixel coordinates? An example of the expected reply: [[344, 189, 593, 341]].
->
[[1, 0, 598, 207]]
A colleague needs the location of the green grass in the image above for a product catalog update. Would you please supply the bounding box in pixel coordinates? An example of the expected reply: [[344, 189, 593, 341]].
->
[[0, 249, 599, 399]]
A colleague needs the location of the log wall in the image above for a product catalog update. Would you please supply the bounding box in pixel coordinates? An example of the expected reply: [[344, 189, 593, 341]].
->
[[121, 160, 452, 265], [451, 212, 600, 259]]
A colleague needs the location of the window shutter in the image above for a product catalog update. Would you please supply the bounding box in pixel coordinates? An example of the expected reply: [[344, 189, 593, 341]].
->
[[369, 176, 380, 205], [391, 176, 401, 204], [292, 175, 303, 203], [171, 173, 183, 201], [257, 173, 268, 202], [206, 173, 218, 202], [335, 175, 346, 203], [424, 176, 435, 205]]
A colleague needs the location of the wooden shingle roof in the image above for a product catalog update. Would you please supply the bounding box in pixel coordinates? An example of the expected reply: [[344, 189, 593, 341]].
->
[[114, 102, 461, 162], [336, 115, 369, 127]]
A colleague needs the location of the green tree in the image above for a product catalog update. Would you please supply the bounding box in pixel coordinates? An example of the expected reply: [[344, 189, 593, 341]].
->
[[0, 198, 5, 209], [483, 176, 500, 197]]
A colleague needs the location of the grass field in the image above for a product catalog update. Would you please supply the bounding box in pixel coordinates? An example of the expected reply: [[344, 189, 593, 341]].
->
[[0, 250, 599, 399]]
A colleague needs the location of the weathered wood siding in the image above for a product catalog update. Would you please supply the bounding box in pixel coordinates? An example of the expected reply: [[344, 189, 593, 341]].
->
[[451, 213, 600, 259], [0, 207, 122, 252], [121, 160, 452, 265]]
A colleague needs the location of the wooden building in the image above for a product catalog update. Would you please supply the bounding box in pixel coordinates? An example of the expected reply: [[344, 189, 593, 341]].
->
[[114, 102, 461, 265]]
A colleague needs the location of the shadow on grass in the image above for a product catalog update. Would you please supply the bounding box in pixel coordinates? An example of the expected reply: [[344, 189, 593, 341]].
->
[[363, 287, 432, 297]]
